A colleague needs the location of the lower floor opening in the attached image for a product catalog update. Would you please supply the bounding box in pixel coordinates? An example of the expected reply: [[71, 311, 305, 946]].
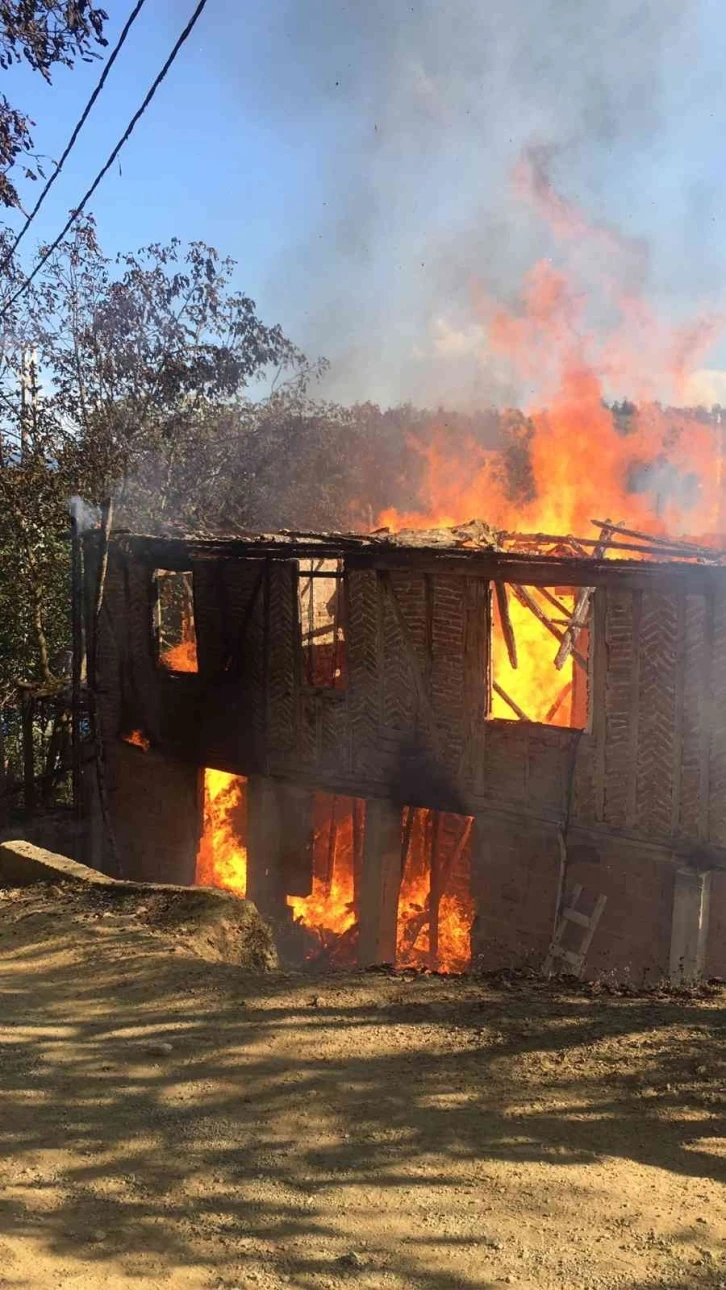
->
[[194, 770, 474, 973], [195, 770, 248, 897], [398, 806, 474, 973]]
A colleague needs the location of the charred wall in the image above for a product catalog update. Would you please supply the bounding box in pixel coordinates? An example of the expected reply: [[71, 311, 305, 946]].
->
[[93, 541, 726, 849], [88, 535, 726, 977]]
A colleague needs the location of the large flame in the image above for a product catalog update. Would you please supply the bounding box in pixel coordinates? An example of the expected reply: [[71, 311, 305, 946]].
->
[[379, 155, 725, 542], [196, 769, 247, 897], [286, 796, 473, 973], [490, 588, 587, 727], [397, 808, 474, 974], [287, 795, 358, 952], [195, 157, 726, 970], [377, 154, 726, 733]]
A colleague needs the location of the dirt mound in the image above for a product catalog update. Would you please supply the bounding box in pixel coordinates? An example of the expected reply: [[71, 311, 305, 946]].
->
[[90, 882, 279, 969], [0, 880, 279, 969], [0, 839, 278, 970]]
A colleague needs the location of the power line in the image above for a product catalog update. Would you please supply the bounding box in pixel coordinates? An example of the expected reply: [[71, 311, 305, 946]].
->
[[0, 0, 211, 321], [0, 0, 149, 275]]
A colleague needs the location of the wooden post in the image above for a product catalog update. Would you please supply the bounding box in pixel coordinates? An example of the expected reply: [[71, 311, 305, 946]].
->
[[358, 798, 402, 967], [324, 795, 338, 887], [246, 774, 285, 917], [428, 811, 442, 969], [669, 867, 711, 985], [86, 500, 120, 875], [278, 783, 314, 898], [494, 581, 518, 669], [352, 797, 365, 916]]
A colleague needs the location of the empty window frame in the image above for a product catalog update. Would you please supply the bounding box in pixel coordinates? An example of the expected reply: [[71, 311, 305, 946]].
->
[[297, 558, 346, 690], [154, 569, 199, 674], [488, 582, 590, 729]]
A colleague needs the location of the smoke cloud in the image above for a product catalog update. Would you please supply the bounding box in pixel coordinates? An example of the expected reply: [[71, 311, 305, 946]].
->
[[196, 0, 724, 407], [69, 497, 101, 533]]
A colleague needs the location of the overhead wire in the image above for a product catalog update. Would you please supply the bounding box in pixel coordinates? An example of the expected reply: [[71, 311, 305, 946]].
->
[[0, 0, 150, 274], [0, 0, 211, 321]]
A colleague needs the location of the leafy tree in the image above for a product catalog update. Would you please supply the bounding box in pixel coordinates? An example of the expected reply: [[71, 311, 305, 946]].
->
[[28, 218, 313, 509], [0, 1, 108, 207], [0, 218, 312, 702]]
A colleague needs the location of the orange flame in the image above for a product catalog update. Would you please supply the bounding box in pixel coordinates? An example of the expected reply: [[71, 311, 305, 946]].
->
[[380, 152, 725, 543], [195, 769, 247, 897], [397, 809, 474, 974], [123, 729, 150, 751], [287, 795, 357, 952], [286, 797, 474, 973], [377, 157, 726, 731], [490, 588, 587, 727], [159, 636, 198, 673]]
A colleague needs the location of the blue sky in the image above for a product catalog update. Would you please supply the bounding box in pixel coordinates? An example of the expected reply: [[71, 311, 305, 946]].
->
[[5, 0, 726, 407]]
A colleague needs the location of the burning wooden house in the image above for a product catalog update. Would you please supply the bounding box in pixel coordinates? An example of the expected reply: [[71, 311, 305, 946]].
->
[[83, 520, 726, 983]]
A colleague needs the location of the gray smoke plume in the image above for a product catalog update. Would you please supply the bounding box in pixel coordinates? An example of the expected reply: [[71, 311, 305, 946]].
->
[[192, 0, 719, 407], [69, 496, 101, 533]]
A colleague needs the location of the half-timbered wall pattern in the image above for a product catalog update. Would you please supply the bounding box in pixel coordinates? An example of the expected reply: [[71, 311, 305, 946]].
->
[[94, 540, 726, 860]]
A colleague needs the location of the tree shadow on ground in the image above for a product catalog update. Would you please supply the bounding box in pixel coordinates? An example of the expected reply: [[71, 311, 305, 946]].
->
[[0, 898, 724, 1288]]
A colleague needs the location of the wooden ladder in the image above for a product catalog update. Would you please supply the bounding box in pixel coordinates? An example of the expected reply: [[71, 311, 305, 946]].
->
[[543, 884, 607, 978]]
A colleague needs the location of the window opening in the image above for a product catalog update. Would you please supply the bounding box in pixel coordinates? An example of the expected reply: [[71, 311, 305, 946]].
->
[[287, 791, 363, 966], [297, 558, 346, 689], [489, 582, 590, 729], [397, 807, 474, 973], [155, 570, 198, 673], [195, 770, 247, 897]]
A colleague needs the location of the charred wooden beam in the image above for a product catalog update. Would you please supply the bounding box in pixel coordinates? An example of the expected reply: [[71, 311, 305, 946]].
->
[[324, 795, 339, 888], [428, 811, 441, 970], [555, 523, 612, 670], [545, 681, 573, 723], [554, 588, 593, 670], [494, 580, 518, 669], [492, 680, 530, 722], [359, 798, 403, 967], [509, 584, 588, 673], [246, 774, 286, 916], [537, 586, 573, 618], [591, 519, 724, 560]]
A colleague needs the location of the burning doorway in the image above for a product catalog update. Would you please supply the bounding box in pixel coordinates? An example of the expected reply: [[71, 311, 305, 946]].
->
[[285, 796, 475, 972], [195, 774, 474, 973], [398, 807, 474, 973], [196, 770, 248, 897]]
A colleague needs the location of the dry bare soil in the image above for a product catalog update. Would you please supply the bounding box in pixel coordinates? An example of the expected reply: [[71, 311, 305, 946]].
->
[[0, 883, 725, 1290]]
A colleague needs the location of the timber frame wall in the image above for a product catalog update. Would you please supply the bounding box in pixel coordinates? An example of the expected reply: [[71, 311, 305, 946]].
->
[[85, 530, 726, 982]]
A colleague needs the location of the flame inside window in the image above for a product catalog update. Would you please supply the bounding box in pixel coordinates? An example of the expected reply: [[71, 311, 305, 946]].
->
[[155, 570, 199, 673], [195, 782, 474, 973], [489, 583, 590, 729], [196, 769, 247, 897], [287, 792, 360, 963], [397, 807, 474, 974]]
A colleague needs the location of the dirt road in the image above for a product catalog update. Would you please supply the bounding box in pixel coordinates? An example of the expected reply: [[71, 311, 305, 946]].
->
[[0, 882, 724, 1290]]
